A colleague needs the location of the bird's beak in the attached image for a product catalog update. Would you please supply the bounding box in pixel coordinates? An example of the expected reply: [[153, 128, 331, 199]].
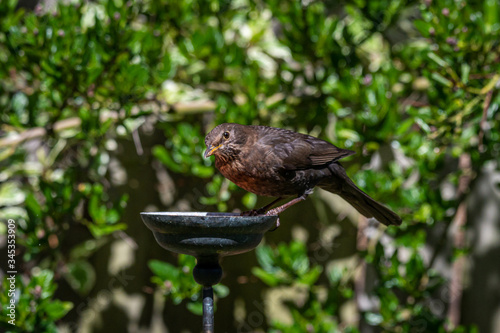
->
[[204, 144, 222, 158]]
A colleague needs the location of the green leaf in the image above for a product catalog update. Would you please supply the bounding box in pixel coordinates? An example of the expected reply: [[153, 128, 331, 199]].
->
[[186, 301, 203, 315], [87, 64, 105, 84], [65, 261, 96, 295], [480, 74, 500, 94], [152, 145, 185, 173], [299, 266, 322, 286], [148, 260, 178, 281], [242, 193, 257, 209], [431, 72, 453, 87], [191, 164, 214, 178], [87, 223, 127, 238], [213, 284, 229, 298], [25, 192, 42, 218], [252, 267, 280, 286], [338, 129, 360, 142], [255, 245, 276, 271], [461, 63, 470, 84], [0, 182, 25, 206], [413, 20, 432, 36], [427, 52, 449, 67], [44, 300, 73, 320], [415, 118, 431, 133]]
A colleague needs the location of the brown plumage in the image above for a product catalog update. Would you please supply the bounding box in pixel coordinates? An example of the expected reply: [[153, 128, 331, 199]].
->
[[204, 123, 401, 227]]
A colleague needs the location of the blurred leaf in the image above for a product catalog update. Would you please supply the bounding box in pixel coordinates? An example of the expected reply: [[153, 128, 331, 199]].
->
[[44, 300, 73, 320], [148, 260, 179, 281], [431, 72, 453, 87], [213, 284, 229, 298], [186, 301, 203, 315], [242, 193, 257, 209], [64, 261, 96, 295], [87, 223, 127, 237], [427, 52, 449, 68], [298, 266, 322, 285], [252, 267, 280, 287]]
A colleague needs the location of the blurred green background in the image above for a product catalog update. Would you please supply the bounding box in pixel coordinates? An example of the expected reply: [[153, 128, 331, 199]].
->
[[1, 0, 500, 332]]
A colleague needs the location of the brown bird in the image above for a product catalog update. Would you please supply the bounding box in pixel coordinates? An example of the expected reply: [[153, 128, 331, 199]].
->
[[204, 123, 401, 227]]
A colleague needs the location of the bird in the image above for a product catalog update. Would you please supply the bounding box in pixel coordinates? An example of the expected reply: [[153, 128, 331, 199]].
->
[[204, 123, 401, 227]]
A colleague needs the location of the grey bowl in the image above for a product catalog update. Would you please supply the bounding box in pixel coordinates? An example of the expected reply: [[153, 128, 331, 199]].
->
[[140, 212, 278, 258]]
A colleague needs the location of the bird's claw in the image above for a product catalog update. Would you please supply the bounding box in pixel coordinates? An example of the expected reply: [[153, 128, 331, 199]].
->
[[240, 209, 281, 231], [263, 209, 280, 231], [265, 207, 279, 216], [268, 216, 280, 231]]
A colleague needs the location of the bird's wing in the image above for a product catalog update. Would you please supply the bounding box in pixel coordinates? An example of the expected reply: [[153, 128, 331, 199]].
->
[[312, 138, 355, 163], [256, 127, 355, 170], [283, 138, 354, 169]]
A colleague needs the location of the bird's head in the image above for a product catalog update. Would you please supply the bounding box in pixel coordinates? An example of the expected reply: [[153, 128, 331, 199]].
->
[[204, 123, 248, 161]]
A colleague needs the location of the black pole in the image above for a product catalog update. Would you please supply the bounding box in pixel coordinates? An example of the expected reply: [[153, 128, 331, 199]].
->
[[193, 256, 222, 333], [202, 287, 214, 333]]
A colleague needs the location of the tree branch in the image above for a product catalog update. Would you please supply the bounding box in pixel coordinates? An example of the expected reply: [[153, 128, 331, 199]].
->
[[0, 100, 215, 148], [446, 153, 472, 331]]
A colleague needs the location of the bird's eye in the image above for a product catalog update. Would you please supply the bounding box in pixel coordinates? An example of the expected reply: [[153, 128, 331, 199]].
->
[[223, 131, 230, 140]]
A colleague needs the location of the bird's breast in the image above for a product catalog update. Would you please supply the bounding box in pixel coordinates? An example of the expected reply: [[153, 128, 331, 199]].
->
[[215, 156, 320, 197]]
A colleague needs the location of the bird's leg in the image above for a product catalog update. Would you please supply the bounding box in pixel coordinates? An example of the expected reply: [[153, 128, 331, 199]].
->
[[241, 197, 283, 216], [265, 194, 308, 216], [265, 192, 310, 229], [256, 197, 284, 214]]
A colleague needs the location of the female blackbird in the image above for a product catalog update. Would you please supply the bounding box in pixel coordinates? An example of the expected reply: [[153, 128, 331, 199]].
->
[[204, 123, 401, 226]]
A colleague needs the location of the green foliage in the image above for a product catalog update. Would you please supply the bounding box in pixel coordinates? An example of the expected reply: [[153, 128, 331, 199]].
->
[[253, 241, 357, 332], [1, 0, 172, 327], [253, 241, 323, 287], [153, 123, 213, 177], [0, 270, 73, 332], [1, 0, 498, 331], [148, 255, 228, 315]]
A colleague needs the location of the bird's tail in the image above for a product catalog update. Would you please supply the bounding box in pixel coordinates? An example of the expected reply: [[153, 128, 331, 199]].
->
[[319, 163, 402, 226]]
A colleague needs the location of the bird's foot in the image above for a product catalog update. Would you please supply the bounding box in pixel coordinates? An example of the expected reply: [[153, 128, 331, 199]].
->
[[264, 210, 281, 231], [240, 197, 284, 217], [240, 208, 280, 230], [265, 207, 280, 216]]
